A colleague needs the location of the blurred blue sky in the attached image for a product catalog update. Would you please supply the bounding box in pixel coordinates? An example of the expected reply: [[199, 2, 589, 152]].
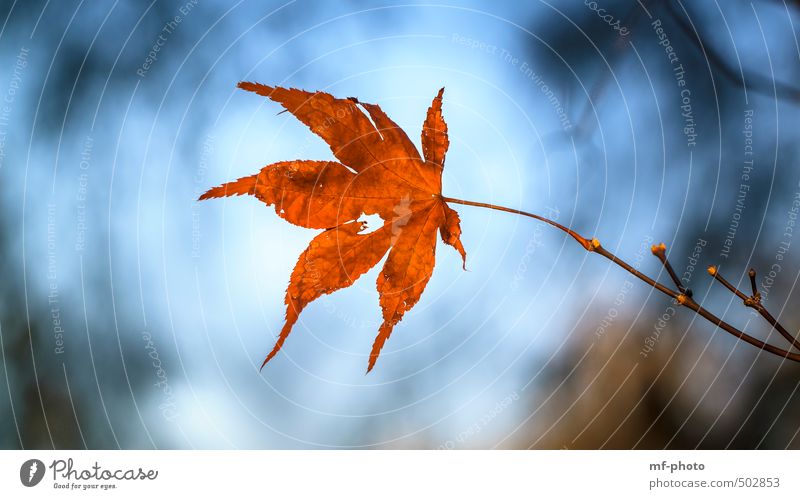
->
[[2, 0, 800, 449]]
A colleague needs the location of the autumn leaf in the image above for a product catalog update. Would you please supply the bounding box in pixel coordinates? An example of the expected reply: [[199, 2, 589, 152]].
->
[[200, 82, 466, 372]]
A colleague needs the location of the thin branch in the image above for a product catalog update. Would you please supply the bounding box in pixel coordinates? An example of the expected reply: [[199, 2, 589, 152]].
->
[[707, 266, 748, 301], [748, 268, 759, 299], [443, 195, 800, 363], [708, 266, 800, 351], [651, 242, 691, 297]]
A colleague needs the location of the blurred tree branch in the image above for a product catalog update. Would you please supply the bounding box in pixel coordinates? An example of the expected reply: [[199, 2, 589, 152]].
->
[[666, 0, 800, 102]]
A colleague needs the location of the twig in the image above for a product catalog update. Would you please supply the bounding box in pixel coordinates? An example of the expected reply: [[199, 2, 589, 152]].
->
[[706, 266, 748, 301], [748, 268, 759, 299], [651, 242, 691, 297], [708, 266, 800, 351], [442, 195, 800, 363]]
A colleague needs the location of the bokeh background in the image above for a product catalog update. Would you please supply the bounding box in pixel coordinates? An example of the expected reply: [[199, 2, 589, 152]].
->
[[2, 0, 800, 449]]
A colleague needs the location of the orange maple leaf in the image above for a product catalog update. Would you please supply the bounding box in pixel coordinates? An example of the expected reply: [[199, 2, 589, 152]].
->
[[200, 83, 466, 372]]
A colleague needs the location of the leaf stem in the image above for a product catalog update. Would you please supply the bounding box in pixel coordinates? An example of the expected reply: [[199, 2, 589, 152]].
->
[[443, 196, 800, 363], [441, 196, 594, 251]]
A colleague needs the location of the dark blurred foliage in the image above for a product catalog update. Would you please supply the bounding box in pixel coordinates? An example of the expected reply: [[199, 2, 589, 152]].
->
[[513, 314, 800, 449]]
